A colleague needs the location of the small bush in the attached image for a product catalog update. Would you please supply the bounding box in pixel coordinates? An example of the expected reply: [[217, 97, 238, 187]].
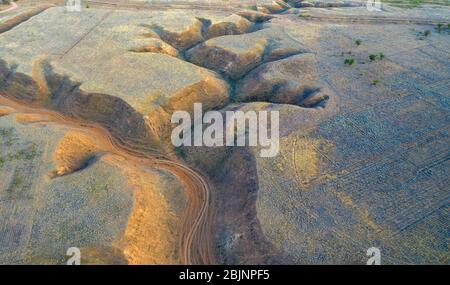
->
[[355, 39, 362, 46], [369, 54, 377, 61], [436, 23, 450, 34], [371, 80, 380, 86], [344, 58, 355, 66], [243, 5, 257, 11], [379, 53, 385, 60], [0, 128, 12, 138]]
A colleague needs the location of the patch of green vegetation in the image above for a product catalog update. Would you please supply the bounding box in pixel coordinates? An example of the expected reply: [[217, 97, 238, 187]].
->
[[372, 79, 381, 86], [9, 144, 39, 161], [436, 23, 450, 33], [368, 53, 385, 62], [3, 144, 40, 164], [299, 13, 312, 19], [0, 128, 13, 138], [0, 128, 16, 147], [242, 5, 257, 10], [86, 179, 111, 202], [173, 146, 187, 160], [344, 58, 355, 66], [355, 39, 362, 46], [415, 29, 432, 39]]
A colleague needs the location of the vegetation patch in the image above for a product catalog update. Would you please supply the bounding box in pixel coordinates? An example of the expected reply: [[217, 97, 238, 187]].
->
[[0, 128, 13, 138], [0, 127, 15, 147], [369, 53, 385, 62], [7, 173, 23, 193], [344, 58, 355, 66], [436, 23, 450, 34], [1, 141, 40, 167], [414, 29, 433, 39]]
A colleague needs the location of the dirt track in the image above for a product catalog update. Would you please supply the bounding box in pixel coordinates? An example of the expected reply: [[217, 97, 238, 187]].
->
[[0, 94, 215, 265], [0, 2, 18, 14]]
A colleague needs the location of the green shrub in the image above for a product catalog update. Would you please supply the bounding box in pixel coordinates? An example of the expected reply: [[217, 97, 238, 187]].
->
[[436, 23, 450, 33], [344, 58, 355, 66], [0, 128, 13, 138]]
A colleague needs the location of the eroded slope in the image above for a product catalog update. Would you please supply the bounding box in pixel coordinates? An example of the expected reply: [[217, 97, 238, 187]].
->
[[0, 100, 187, 264]]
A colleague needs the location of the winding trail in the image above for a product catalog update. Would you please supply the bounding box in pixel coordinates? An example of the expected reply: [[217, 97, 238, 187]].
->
[[3, 0, 443, 266], [0, 1, 18, 15], [0, 93, 215, 265], [0, 3, 55, 34]]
